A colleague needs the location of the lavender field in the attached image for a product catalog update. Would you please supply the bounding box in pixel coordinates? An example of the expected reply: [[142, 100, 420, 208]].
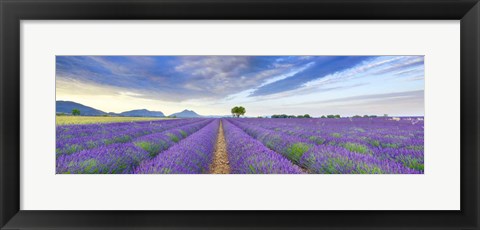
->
[[56, 56, 425, 174], [56, 117, 424, 174]]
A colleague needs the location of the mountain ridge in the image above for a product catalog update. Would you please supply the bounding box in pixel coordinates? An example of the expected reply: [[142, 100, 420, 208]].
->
[[56, 101, 203, 118], [169, 109, 202, 118], [120, 109, 165, 117], [56, 101, 107, 116]]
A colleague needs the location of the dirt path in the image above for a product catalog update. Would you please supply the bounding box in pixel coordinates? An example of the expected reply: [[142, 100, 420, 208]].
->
[[210, 120, 231, 174]]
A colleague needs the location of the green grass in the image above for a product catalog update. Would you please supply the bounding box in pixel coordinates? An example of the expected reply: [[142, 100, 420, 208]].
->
[[56, 115, 171, 125]]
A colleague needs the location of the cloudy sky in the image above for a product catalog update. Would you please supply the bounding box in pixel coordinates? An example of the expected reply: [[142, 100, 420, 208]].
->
[[56, 56, 424, 117]]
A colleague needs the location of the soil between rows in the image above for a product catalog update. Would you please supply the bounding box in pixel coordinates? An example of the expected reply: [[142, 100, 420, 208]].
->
[[209, 120, 231, 174]]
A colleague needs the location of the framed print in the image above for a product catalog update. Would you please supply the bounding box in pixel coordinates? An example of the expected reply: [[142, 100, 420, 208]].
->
[[1, 0, 479, 230]]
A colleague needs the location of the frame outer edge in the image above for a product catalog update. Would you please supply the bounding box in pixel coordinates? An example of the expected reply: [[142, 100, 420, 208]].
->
[[473, 3, 479, 229], [0, 0, 3, 228], [473, 3, 479, 228], [0, 0, 6, 228], [461, 2, 480, 229], [1, 0, 480, 230], [0, 0, 21, 229]]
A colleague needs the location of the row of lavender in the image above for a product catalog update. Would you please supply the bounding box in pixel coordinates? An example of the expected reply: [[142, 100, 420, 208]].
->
[[56, 119, 206, 155], [136, 119, 306, 174], [227, 118, 424, 174], [222, 120, 304, 174], [56, 119, 214, 173]]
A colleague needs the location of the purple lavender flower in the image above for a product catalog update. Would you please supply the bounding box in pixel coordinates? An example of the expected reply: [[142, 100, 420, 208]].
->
[[56, 119, 206, 156], [134, 120, 219, 174], [56, 143, 150, 174], [228, 118, 423, 174], [223, 120, 304, 174]]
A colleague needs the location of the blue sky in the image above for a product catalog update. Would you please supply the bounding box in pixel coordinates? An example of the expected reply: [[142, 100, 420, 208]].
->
[[56, 56, 424, 116]]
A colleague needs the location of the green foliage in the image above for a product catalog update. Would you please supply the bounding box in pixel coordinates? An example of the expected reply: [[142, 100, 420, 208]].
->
[[308, 136, 325, 145], [86, 140, 97, 148], [286, 142, 310, 162], [353, 127, 365, 132], [344, 142, 369, 154], [317, 158, 384, 174], [330, 133, 342, 138], [398, 156, 424, 171], [160, 168, 172, 174], [72, 108, 81, 116], [115, 135, 132, 143], [369, 139, 380, 147], [135, 141, 164, 157], [381, 142, 400, 148], [356, 164, 383, 174], [271, 114, 311, 118], [179, 130, 187, 138], [265, 135, 283, 149], [325, 114, 341, 119], [231, 106, 246, 117], [248, 165, 257, 174], [80, 159, 99, 173], [104, 135, 131, 145], [362, 115, 378, 118], [322, 158, 353, 173], [271, 114, 288, 118], [65, 144, 82, 155], [406, 145, 424, 151], [167, 133, 179, 143]]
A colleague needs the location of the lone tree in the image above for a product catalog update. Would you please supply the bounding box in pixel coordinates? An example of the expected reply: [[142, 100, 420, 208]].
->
[[231, 106, 246, 118], [72, 109, 81, 116]]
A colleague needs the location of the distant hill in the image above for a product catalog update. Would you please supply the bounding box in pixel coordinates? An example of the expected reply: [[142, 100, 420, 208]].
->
[[56, 101, 106, 116], [170, 109, 202, 118], [120, 109, 165, 117], [57, 101, 202, 118]]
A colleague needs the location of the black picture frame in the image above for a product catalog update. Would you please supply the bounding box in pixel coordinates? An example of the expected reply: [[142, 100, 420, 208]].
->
[[1, 0, 479, 229]]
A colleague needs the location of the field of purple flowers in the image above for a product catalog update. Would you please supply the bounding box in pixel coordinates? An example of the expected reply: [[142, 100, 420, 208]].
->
[[56, 117, 424, 174]]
